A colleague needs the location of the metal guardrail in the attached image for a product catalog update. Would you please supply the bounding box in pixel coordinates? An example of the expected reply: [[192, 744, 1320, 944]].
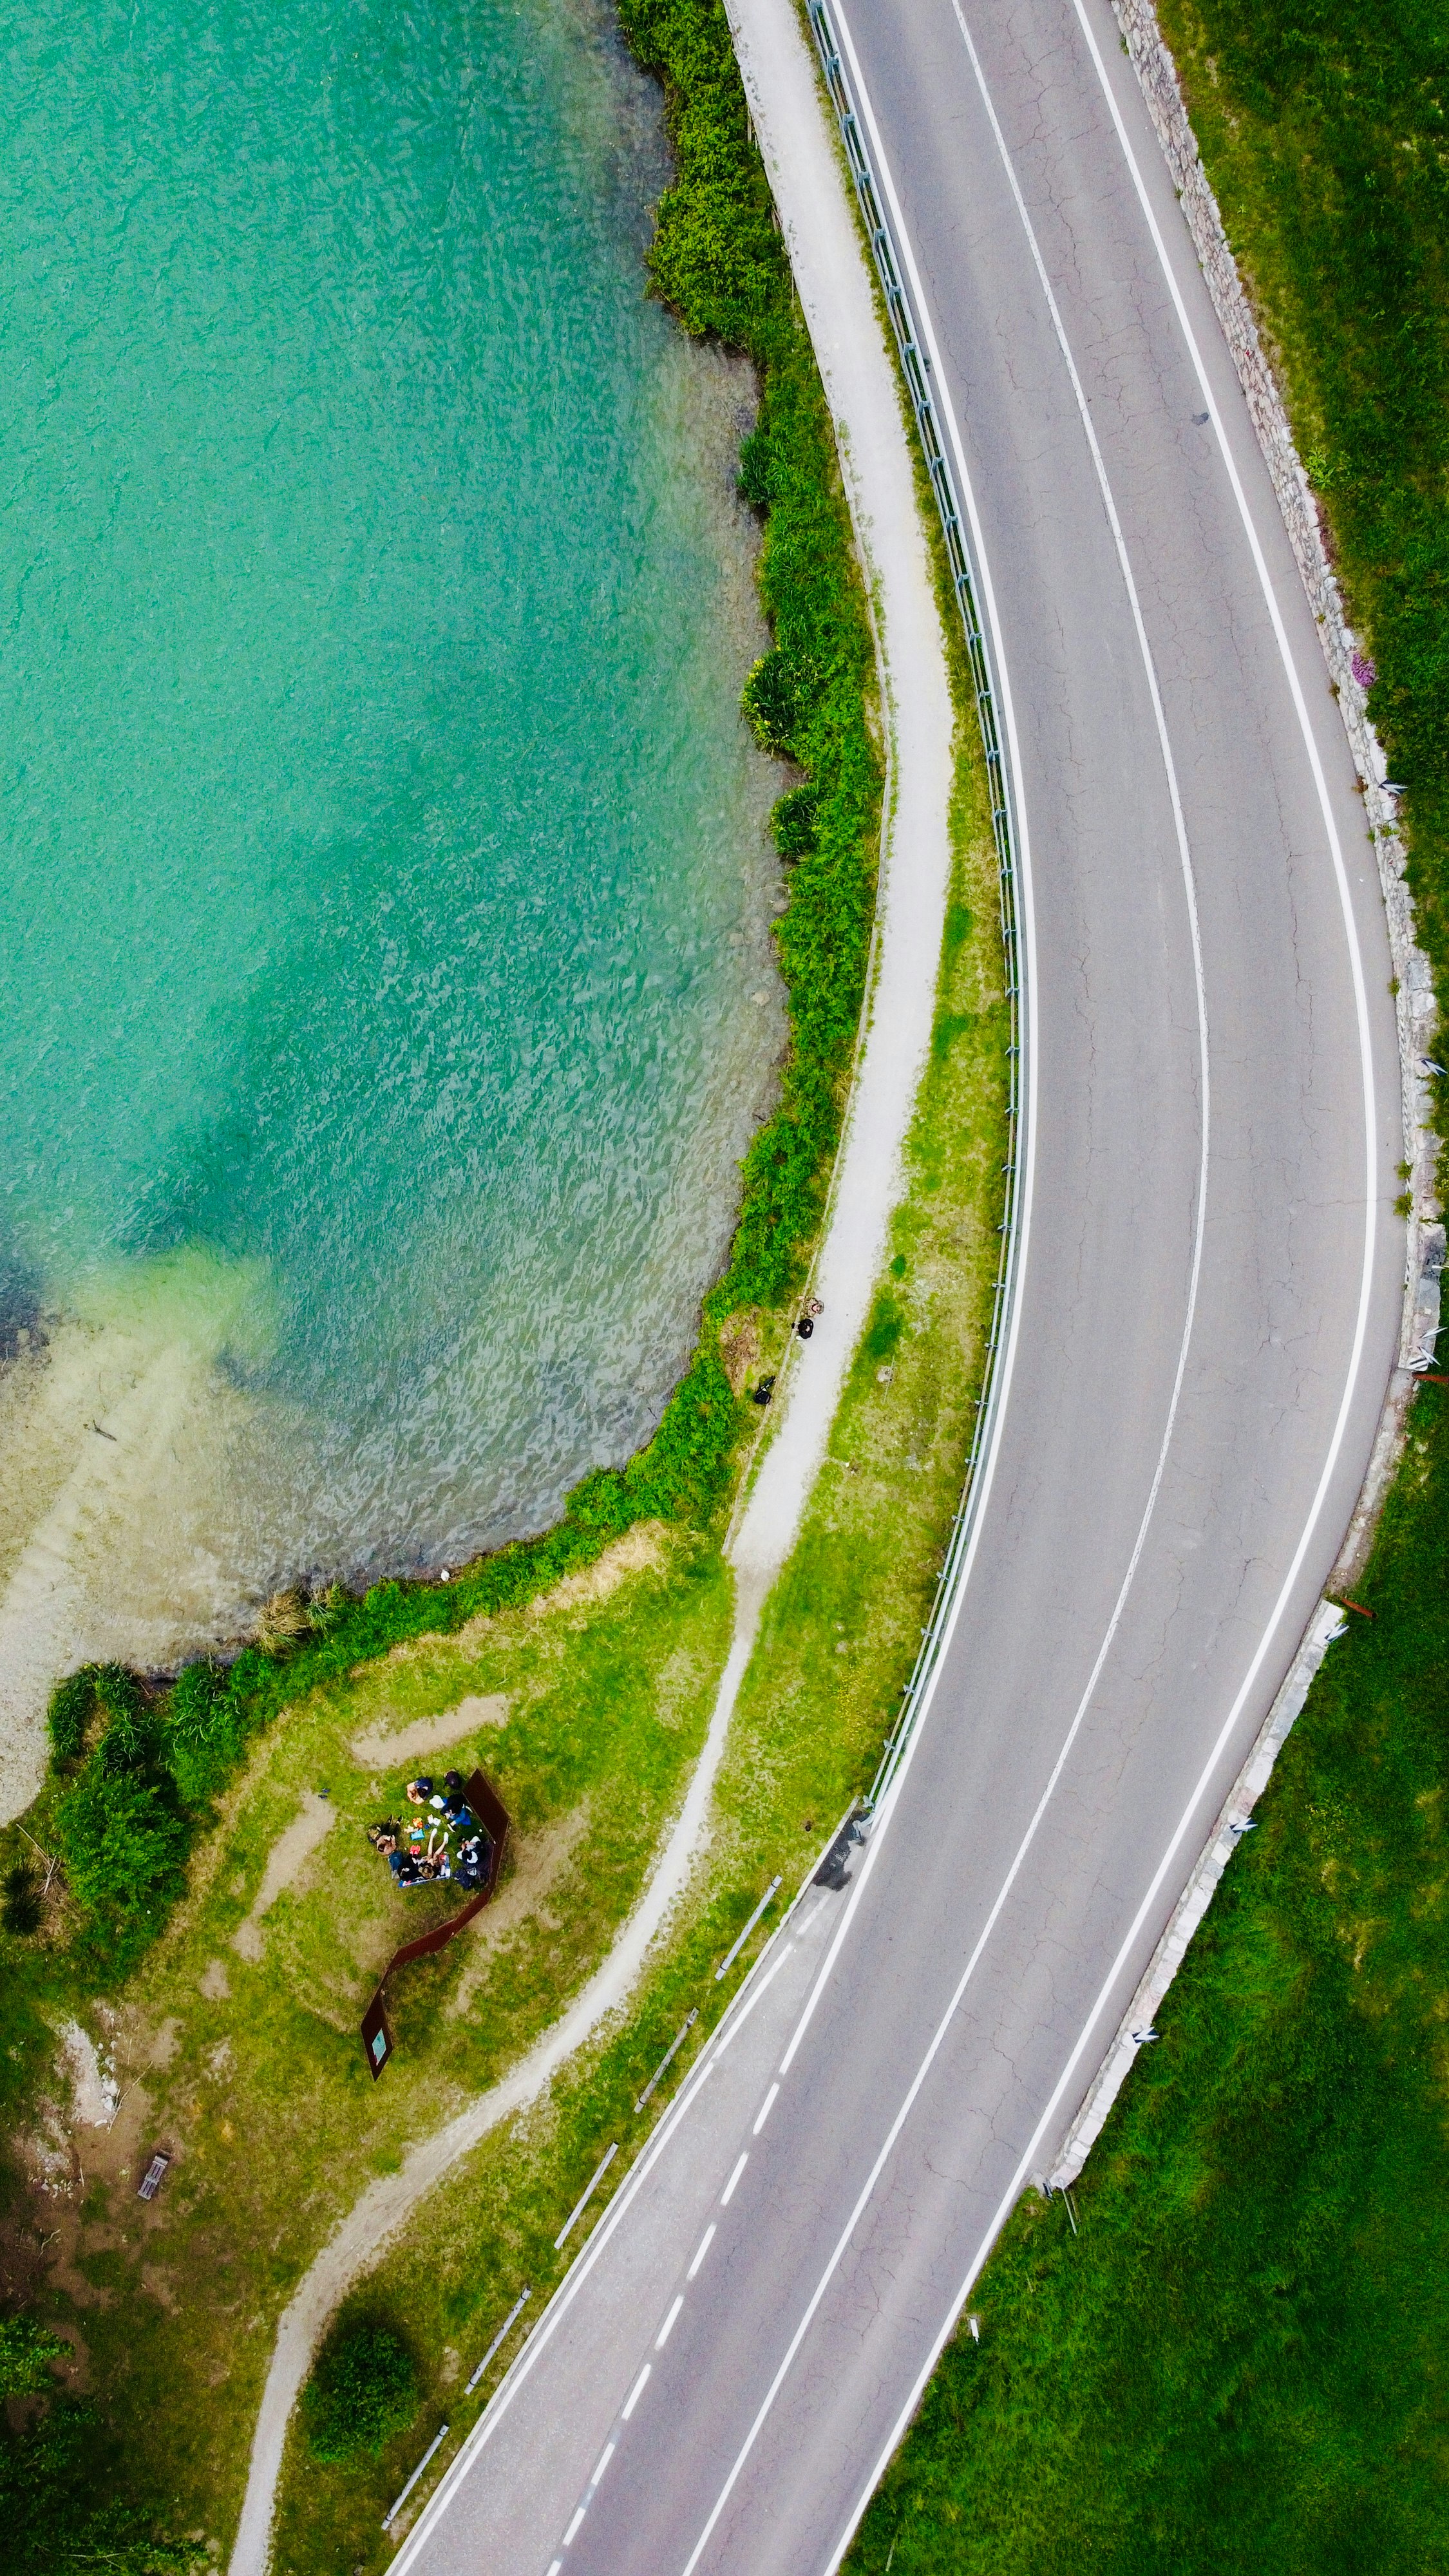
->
[[804, 0, 1030, 1819]]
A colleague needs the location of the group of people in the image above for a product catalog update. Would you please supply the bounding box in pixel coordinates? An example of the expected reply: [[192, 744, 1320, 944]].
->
[[366, 1769, 493, 1893], [752, 1297, 824, 1407]]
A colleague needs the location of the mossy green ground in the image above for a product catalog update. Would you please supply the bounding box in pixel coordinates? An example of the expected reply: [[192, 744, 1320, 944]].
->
[[844, 3, 1449, 2566]]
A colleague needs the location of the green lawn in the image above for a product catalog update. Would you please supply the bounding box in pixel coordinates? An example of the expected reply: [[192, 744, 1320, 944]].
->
[[5, 1531, 733, 2552], [846, 1, 1449, 2564]]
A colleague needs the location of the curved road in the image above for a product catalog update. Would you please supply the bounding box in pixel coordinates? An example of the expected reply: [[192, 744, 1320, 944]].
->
[[392, 0, 1401, 2568]]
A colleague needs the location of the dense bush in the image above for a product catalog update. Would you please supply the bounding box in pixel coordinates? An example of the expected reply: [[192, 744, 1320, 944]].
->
[[47, 1677, 191, 1974], [0, 2381, 190, 2576], [0, 2315, 66, 2398], [165, 1656, 243, 1808], [44, 1672, 94, 1766], [1, 1863, 43, 1937], [772, 784, 819, 858], [742, 645, 814, 755], [46, 1661, 144, 1766], [302, 2321, 419, 2467]]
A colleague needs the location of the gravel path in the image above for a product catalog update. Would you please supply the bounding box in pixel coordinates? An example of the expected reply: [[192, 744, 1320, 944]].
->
[[227, 3, 952, 2562]]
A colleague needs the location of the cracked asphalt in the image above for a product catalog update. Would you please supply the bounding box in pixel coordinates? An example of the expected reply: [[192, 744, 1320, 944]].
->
[[390, 0, 1401, 2568]]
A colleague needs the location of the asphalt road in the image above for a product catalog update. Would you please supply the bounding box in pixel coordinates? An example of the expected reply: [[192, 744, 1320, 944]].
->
[[393, 0, 1401, 2567]]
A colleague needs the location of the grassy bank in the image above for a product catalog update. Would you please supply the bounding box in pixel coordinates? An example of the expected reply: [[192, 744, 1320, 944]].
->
[[265, 601, 1007, 2576], [3, 1533, 734, 2560], [0, 0, 967, 2564], [846, 1, 1449, 2565]]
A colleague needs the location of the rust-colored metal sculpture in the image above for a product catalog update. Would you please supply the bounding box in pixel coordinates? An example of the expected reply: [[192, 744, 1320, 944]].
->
[[359, 1768, 509, 2078]]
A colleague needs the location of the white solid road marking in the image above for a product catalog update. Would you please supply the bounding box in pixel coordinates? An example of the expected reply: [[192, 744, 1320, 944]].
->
[[686, 2225, 716, 2282], [752, 2083, 780, 2136], [591, 2442, 616, 2486], [621, 2363, 651, 2421], [563, 2507, 586, 2546], [680, 1, 1383, 2570], [721, 2153, 749, 2205], [656, 2295, 684, 2351], [781, 0, 1217, 2107], [708, 1940, 794, 2063]]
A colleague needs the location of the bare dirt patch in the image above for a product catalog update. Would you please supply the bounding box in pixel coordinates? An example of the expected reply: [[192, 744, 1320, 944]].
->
[[347, 1692, 507, 1770], [231, 1792, 335, 1964], [59, 2019, 119, 2125], [719, 1315, 762, 1394], [446, 1804, 592, 2020], [527, 1522, 665, 1620]]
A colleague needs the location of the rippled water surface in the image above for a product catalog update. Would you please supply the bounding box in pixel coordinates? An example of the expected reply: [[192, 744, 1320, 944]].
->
[[0, 0, 779, 1739]]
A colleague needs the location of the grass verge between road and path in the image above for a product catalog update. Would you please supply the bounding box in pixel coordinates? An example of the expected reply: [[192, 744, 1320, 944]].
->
[[0, 0, 1009, 2567], [846, 3, 1449, 2568]]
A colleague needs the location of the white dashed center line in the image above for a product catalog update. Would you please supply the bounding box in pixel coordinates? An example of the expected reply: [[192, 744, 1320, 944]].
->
[[591, 2441, 616, 2486], [564, 2506, 586, 2545], [622, 2362, 651, 2420], [752, 2081, 780, 2136], [721, 2152, 749, 2205], [656, 2294, 685, 2351], [686, 2224, 716, 2281]]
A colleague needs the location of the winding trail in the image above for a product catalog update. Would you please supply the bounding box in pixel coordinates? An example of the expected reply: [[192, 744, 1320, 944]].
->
[[225, 35, 954, 2576]]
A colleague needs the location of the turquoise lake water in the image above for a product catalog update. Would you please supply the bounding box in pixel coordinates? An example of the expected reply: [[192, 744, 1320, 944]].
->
[[0, 0, 779, 1698]]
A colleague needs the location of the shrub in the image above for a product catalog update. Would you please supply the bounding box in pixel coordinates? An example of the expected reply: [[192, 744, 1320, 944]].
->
[[167, 1658, 231, 1743], [165, 1658, 242, 1807], [742, 646, 811, 755], [0, 2315, 66, 2398], [46, 1663, 147, 1768], [303, 2321, 419, 2465], [0, 2385, 189, 2574], [738, 417, 773, 509], [46, 1672, 95, 1767], [1, 1864, 43, 1937], [53, 1766, 186, 1918], [772, 784, 819, 858]]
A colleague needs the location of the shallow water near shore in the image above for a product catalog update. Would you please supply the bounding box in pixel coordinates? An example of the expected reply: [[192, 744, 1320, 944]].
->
[[0, 0, 781, 1796]]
